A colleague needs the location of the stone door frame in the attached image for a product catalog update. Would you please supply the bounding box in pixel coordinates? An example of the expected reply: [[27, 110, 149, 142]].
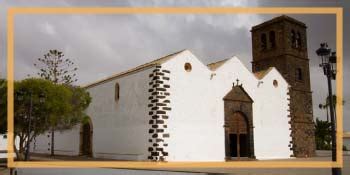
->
[[223, 84, 255, 160]]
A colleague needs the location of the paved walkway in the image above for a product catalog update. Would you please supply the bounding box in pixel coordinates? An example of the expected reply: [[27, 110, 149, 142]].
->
[[0, 155, 349, 175]]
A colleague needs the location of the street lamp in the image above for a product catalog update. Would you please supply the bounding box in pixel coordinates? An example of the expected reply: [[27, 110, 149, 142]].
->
[[16, 90, 45, 161], [316, 43, 341, 175]]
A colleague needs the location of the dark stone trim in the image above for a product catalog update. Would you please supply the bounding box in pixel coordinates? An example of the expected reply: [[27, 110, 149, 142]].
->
[[147, 67, 171, 161], [163, 107, 171, 111]]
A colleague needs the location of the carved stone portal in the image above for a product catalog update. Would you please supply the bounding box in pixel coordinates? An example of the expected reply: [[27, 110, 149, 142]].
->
[[223, 84, 255, 160]]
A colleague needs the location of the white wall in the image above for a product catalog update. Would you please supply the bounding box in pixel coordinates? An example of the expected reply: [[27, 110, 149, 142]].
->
[[0, 134, 7, 158], [0, 134, 20, 159], [161, 51, 225, 161], [32, 67, 153, 160], [84, 67, 153, 160], [249, 69, 292, 159], [162, 50, 292, 161], [32, 127, 80, 156], [0, 135, 6, 150]]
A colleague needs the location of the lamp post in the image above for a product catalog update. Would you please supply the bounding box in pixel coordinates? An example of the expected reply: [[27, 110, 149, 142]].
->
[[316, 43, 341, 175], [16, 91, 45, 161]]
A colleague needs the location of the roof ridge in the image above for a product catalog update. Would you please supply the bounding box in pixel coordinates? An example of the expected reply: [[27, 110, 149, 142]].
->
[[207, 58, 230, 71], [254, 67, 274, 80], [207, 58, 230, 66], [83, 49, 186, 88]]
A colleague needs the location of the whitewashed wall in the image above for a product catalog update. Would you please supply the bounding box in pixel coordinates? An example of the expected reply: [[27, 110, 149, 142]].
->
[[0, 135, 6, 149], [0, 134, 7, 158], [32, 127, 80, 156], [32, 67, 153, 160], [0, 134, 20, 159], [161, 51, 224, 161], [84, 67, 153, 160], [162, 50, 292, 161]]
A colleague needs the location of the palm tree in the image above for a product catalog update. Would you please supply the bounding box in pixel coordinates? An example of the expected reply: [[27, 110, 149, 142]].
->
[[316, 95, 345, 150], [315, 118, 331, 150], [318, 103, 329, 122], [318, 95, 344, 122]]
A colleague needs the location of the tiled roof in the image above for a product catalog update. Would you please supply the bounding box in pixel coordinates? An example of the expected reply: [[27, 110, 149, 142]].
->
[[254, 67, 274, 80], [207, 58, 230, 71]]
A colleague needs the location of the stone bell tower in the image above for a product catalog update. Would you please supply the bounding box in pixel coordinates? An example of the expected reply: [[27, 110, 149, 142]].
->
[[251, 15, 315, 157]]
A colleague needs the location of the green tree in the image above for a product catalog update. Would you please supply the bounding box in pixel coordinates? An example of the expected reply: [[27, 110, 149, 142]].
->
[[0, 78, 91, 160], [34, 49, 78, 156], [53, 85, 91, 131], [315, 118, 332, 150], [14, 78, 72, 160], [34, 50, 78, 84]]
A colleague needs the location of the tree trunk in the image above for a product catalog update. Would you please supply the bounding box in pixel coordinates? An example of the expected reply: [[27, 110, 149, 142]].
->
[[16, 137, 25, 161], [50, 127, 55, 156], [13, 138, 20, 161]]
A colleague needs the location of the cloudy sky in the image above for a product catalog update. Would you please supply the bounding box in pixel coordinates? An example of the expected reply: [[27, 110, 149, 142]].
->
[[0, 0, 348, 131]]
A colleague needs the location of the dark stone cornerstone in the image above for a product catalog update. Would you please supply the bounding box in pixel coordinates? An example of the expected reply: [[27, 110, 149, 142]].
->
[[147, 65, 171, 161]]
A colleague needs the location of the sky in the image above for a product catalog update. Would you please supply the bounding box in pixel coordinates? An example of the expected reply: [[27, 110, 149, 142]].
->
[[0, 0, 348, 131]]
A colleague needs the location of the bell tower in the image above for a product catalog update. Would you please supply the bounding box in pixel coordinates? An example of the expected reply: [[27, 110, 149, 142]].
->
[[251, 15, 315, 157]]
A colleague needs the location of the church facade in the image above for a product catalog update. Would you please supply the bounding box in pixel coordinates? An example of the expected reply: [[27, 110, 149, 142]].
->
[[32, 15, 315, 161], [33, 50, 292, 161]]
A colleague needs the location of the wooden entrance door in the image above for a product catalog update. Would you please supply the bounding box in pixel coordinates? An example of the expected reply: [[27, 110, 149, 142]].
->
[[227, 112, 249, 159], [80, 119, 93, 157]]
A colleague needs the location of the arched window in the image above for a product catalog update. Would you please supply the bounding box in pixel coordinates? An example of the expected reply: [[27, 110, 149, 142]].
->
[[115, 82, 120, 102], [296, 68, 303, 81], [260, 33, 267, 50], [296, 32, 302, 48], [269, 31, 276, 48], [291, 30, 296, 48]]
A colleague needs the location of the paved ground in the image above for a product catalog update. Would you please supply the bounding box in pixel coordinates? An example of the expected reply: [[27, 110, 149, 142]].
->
[[150, 155, 349, 175], [0, 155, 348, 175], [0, 168, 9, 175]]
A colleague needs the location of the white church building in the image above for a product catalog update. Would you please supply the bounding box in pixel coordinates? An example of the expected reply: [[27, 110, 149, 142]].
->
[[32, 49, 293, 161]]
